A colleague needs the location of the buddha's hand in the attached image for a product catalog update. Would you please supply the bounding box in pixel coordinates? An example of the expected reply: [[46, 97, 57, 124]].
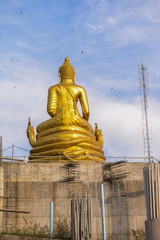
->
[[26, 118, 36, 147], [94, 123, 104, 148], [96, 129, 104, 148], [26, 125, 34, 138]]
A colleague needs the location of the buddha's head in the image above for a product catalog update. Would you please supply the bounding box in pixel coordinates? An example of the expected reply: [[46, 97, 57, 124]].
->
[[58, 57, 76, 83]]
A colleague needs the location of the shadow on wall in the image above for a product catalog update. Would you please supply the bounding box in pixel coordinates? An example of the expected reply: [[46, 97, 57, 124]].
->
[[105, 179, 145, 240]]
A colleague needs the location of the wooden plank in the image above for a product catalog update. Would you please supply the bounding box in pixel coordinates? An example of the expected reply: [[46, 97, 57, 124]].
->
[[81, 198, 84, 240], [71, 196, 92, 240], [154, 164, 157, 218], [143, 167, 150, 219], [71, 199, 75, 240], [88, 197, 92, 239], [152, 164, 156, 218], [149, 165, 153, 218], [158, 164, 160, 218], [155, 164, 159, 218], [77, 198, 79, 240], [0, 209, 30, 214]]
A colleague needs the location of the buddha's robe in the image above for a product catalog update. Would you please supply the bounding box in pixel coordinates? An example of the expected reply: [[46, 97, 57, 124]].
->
[[29, 83, 105, 162]]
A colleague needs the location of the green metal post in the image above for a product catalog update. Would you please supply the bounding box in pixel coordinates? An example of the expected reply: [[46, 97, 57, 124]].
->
[[50, 202, 54, 238], [100, 184, 106, 240]]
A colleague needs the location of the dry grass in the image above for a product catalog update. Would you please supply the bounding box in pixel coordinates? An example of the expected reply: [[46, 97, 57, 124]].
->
[[96, 229, 146, 240], [1, 218, 71, 239]]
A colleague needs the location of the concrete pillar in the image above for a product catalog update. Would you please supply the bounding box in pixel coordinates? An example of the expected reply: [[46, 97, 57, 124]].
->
[[0, 136, 2, 157], [145, 218, 160, 240], [0, 137, 2, 166], [0, 164, 3, 231]]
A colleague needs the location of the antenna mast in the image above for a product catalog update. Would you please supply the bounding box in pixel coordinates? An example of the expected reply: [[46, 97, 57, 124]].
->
[[139, 64, 151, 162]]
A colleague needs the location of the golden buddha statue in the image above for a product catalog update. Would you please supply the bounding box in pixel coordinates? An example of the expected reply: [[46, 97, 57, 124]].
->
[[27, 57, 106, 162]]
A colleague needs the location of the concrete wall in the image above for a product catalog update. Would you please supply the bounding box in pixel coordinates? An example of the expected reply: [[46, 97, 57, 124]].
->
[[0, 162, 148, 239]]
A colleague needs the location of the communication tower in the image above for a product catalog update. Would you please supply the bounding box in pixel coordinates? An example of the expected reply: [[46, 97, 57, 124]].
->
[[139, 64, 151, 162]]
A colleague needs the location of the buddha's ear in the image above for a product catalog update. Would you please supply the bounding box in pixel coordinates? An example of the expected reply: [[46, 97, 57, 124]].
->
[[58, 73, 61, 82]]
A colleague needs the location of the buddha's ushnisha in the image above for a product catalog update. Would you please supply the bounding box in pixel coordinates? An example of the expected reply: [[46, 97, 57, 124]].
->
[[27, 58, 105, 162]]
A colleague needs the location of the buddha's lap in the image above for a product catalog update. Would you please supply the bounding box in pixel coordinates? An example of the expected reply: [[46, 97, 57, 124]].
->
[[36, 116, 93, 133], [30, 140, 104, 155], [31, 128, 103, 156]]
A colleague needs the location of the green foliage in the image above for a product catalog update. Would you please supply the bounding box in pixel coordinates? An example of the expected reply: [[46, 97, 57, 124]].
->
[[1, 219, 71, 239], [54, 218, 71, 240], [96, 229, 146, 240], [130, 229, 146, 240], [1, 225, 145, 240], [1, 223, 50, 238]]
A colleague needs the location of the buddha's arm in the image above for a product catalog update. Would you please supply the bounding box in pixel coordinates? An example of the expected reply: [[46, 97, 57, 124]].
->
[[79, 87, 89, 121], [47, 86, 57, 117]]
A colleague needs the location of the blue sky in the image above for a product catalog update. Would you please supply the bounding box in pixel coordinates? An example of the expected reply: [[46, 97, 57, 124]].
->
[[0, 0, 160, 160]]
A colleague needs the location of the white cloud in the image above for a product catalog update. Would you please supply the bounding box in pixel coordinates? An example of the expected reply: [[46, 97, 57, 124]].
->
[[85, 23, 105, 33], [0, 53, 54, 156], [141, 1, 160, 23], [107, 25, 147, 47], [83, 0, 160, 48], [88, 91, 160, 160], [106, 16, 117, 26], [15, 41, 42, 52], [89, 75, 138, 92]]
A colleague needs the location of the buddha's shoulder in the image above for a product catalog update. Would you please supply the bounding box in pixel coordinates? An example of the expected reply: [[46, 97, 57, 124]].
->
[[73, 84, 86, 91], [48, 84, 86, 92], [48, 84, 60, 90]]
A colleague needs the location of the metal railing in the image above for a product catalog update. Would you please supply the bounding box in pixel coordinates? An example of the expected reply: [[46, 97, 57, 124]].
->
[[0, 155, 159, 163]]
